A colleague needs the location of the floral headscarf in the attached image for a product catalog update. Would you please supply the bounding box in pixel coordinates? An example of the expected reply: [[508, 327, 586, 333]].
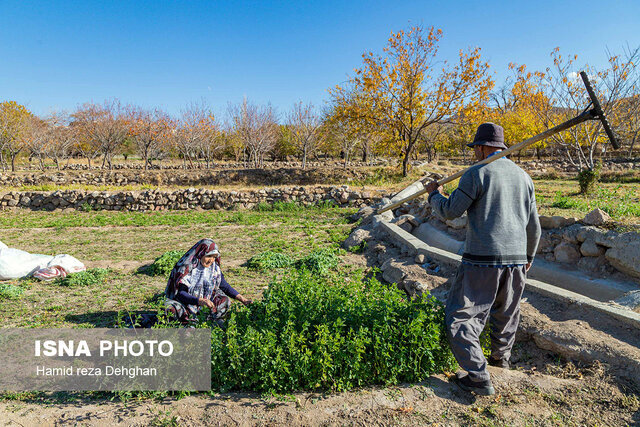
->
[[165, 238, 221, 299]]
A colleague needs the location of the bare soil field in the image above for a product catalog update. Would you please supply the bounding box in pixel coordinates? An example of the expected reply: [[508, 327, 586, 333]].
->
[[0, 207, 639, 426]]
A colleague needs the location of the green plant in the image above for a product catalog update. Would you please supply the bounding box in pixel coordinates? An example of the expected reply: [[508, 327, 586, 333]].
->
[[348, 241, 368, 254], [55, 268, 111, 287], [577, 162, 602, 194], [294, 248, 339, 275], [207, 269, 457, 393], [148, 250, 184, 277], [0, 283, 24, 300], [246, 251, 294, 270]]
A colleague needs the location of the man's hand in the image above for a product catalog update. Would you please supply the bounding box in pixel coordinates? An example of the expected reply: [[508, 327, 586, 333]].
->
[[425, 180, 443, 196], [525, 262, 532, 272]]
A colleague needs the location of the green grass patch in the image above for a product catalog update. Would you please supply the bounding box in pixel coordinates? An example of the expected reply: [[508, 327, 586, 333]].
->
[[148, 250, 184, 277], [55, 268, 111, 287], [246, 251, 294, 270], [208, 269, 456, 393], [534, 179, 639, 222], [294, 248, 340, 275], [0, 204, 356, 229], [549, 186, 640, 218], [0, 283, 24, 300]]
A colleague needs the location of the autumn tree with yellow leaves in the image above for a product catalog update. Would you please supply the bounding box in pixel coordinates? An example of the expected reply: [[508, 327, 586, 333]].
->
[[490, 64, 552, 159], [0, 101, 33, 172], [330, 25, 494, 176]]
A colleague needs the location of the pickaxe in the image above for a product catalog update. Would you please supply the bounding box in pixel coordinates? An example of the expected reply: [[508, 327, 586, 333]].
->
[[377, 71, 620, 214]]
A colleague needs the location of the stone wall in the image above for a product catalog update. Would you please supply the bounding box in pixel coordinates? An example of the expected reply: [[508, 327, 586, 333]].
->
[[0, 167, 378, 187], [0, 186, 384, 212], [2, 158, 396, 173]]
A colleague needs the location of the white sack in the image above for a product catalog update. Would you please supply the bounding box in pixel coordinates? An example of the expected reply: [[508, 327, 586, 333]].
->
[[0, 247, 53, 280]]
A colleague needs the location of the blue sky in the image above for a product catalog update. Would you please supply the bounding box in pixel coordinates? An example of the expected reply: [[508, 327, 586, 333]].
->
[[1, 0, 638, 119]]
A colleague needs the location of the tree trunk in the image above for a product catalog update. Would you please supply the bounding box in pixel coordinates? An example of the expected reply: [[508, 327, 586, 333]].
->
[[302, 146, 307, 170], [11, 154, 16, 172], [402, 153, 409, 177]]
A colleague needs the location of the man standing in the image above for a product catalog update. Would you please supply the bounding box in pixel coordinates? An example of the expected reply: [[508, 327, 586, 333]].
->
[[425, 123, 541, 396]]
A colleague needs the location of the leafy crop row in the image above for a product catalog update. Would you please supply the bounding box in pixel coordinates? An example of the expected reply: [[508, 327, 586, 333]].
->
[[148, 250, 184, 276], [247, 248, 339, 275], [246, 251, 294, 270], [207, 269, 456, 393], [55, 268, 111, 287]]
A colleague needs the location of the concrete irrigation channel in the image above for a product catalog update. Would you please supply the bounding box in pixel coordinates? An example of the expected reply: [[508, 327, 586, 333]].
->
[[345, 204, 640, 389]]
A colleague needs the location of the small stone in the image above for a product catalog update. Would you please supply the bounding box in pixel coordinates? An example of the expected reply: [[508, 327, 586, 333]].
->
[[562, 224, 585, 244], [539, 215, 574, 229], [605, 232, 640, 279], [554, 241, 581, 263], [615, 290, 640, 309], [582, 208, 611, 226], [580, 239, 605, 257], [415, 254, 426, 264], [343, 229, 372, 250]]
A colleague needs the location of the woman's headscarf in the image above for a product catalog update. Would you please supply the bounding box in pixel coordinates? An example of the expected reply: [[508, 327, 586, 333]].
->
[[165, 238, 221, 299]]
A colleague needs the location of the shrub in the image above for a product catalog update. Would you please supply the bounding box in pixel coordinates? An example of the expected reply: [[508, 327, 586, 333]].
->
[[246, 251, 294, 270], [148, 250, 184, 277], [0, 283, 24, 300], [294, 248, 339, 275], [577, 162, 602, 194], [55, 268, 111, 287], [209, 270, 457, 393]]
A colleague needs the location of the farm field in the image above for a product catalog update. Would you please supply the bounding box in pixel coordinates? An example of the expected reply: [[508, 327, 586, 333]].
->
[[0, 205, 639, 426]]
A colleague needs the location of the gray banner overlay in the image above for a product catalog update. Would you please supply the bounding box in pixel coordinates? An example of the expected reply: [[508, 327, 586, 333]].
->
[[0, 328, 211, 391]]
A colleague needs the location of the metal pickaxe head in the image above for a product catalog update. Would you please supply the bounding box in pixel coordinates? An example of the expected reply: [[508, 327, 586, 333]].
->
[[580, 71, 620, 149]]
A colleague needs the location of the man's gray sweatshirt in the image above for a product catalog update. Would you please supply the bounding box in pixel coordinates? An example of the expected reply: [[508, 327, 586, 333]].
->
[[428, 157, 541, 266]]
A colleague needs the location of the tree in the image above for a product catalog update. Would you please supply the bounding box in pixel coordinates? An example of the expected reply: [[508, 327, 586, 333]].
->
[[126, 106, 172, 170], [44, 111, 75, 170], [0, 101, 32, 172], [72, 100, 128, 169], [491, 64, 551, 159], [534, 47, 639, 170], [330, 25, 494, 176], [173, 102, 219, 169], [607, 47, 640, 156], [228, 99, 278, 168], [288, 101, 321, 169], [323, 113, 360, 168], [22, 116, 51, 171]]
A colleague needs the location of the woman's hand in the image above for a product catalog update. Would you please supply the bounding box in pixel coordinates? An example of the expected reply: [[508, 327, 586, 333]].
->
[[236, 294, 253, 306], [198, 297, 216, 312]]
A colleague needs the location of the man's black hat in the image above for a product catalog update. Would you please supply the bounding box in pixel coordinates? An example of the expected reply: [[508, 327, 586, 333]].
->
[[466, 123, 508, 149]]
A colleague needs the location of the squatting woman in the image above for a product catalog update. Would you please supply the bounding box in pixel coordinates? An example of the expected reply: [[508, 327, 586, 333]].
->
[[164, 238, 251, 324]]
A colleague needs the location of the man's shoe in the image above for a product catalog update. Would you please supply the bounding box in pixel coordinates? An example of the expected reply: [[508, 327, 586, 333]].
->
[[488, 356, 510, 369], [451, 374, 495, 396]]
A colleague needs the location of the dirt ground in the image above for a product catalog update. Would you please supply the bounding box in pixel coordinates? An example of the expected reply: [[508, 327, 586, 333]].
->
[[1, 209, 639, 426], [1, 361, 638, 426]]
